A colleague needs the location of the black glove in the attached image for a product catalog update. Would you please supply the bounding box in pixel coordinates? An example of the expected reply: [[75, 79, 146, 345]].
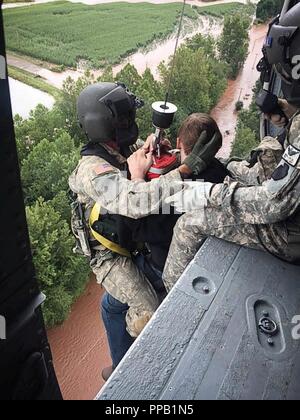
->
[[183, 130, 223, 175]]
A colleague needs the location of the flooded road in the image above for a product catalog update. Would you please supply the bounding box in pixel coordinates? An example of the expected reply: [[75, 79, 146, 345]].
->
[[113, 16, 222, 79], [212, 24, 267, 157]]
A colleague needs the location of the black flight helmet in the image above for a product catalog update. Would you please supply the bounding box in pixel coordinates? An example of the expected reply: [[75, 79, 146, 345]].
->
[[264, 3, 300, 106], [77, 82, 144, 146]]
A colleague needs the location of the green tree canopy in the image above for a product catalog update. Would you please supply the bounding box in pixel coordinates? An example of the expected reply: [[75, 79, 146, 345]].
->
[[256, 0, 284, 22], [185, 33, 216, 58], [231, 125, 259, 159], [159, 45, 227, 115], [218, 13, 251, 79], [26, 198, 89, 327], [15, 105, 66, 163], [231, 81, 262, 158], [21, 131, 80, 205]]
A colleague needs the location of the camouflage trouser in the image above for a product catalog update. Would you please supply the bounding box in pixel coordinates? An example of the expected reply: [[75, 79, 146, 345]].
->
[[91, 252, 159, 338], [163, 207, 289, 292]]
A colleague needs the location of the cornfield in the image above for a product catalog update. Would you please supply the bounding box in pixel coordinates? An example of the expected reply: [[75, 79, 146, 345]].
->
[[3, 1, 249, 68]]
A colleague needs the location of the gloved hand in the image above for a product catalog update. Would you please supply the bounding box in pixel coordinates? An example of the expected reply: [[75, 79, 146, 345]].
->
[[265, 99, 298, 127], [165, 181, 214, 213], [183, 130, 223, 175]]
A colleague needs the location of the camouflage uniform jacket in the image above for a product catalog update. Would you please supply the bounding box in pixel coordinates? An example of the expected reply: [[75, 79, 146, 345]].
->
[[227, 135, 284, 186], [208, 112, 300, 234], [69, 144, 182, 218], [69, 142, 182, 266]]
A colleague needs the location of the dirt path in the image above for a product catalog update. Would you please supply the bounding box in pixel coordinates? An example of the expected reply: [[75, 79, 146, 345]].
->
[[7, 54, 80, 89]]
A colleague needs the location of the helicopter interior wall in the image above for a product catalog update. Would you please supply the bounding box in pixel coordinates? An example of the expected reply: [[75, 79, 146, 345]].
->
[[0, 1, 62, 400]]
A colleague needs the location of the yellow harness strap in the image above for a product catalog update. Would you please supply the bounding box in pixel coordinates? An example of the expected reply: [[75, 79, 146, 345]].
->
[[89, 203, 131, 258]]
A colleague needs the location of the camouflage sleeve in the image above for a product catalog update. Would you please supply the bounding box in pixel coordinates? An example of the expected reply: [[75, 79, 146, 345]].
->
[[212, 111, 300, 223], [227, 137, 284, 185], [91, 168, 183, 219], [69, 155, 183, 218], [209, 169, 300, 225]]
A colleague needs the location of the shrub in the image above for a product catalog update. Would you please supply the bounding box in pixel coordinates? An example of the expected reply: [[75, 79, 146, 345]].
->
[[26, 198, 90, 328], [235, 101, 244, 112], [218, 13, 251, 79], [231, 125, 259, 159], [21, 131, 80, 205], [256, 0, 284, 22]]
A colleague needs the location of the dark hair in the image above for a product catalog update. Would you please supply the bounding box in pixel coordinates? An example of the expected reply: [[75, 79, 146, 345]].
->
[[178, 113, 220, 154]]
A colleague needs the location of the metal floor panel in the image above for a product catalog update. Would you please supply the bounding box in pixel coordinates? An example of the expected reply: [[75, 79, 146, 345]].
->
[[97, 238, 300, 401]]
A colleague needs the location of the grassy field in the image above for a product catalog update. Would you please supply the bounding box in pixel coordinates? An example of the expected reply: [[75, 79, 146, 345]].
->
[[3, 0, 33, 3], [3, 1, 250, 69], [198, 2, 254, 17], [8, 65, 61, 99]]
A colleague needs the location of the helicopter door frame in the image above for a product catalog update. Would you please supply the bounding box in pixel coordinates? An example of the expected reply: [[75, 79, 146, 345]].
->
[[0, 0, 62, 400]]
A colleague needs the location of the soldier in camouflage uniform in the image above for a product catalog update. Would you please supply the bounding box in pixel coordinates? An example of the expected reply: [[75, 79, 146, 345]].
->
[[163, 4, 300, 291], [69, 82, 222, 376]]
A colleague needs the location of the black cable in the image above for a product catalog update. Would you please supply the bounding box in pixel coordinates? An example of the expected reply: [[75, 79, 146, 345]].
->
[[164, 0, 187, 107]]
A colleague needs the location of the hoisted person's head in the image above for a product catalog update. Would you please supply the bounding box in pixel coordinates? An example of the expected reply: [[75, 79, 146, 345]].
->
[[77, 82, 144, 147], [265, 3, 300, 106]]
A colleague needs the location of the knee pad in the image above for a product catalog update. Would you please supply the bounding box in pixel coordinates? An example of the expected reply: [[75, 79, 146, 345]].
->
[[126, 310, 153, 338]]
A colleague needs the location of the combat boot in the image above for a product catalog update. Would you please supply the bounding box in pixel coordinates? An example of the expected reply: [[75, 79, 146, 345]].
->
[[102, 365, 115, 382]]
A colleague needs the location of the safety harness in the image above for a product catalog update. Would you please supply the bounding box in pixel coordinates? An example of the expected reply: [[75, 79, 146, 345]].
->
[[89, 203, 131, 257], [79, 143, 136, 258]]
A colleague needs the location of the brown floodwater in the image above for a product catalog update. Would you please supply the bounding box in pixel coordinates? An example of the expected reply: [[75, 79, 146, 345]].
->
[[212, 24, 268, 158], [113, 15, 222, 79], [47, 277, 111, 400], [47, 23, 269, 401]]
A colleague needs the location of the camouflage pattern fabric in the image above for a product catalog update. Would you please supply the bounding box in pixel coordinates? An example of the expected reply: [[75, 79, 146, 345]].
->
[[90, 251, 159, 337], [163, 113, 300, 291], [69, 142, 182, 336], [227, 136, 284, 185], [70, 155, 182, 219], [163, 208, 289, 292]]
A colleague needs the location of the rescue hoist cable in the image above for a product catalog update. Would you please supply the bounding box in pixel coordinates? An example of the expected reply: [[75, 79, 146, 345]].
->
[[164, 0, 187, 107], [148, 0, 187, 178]]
